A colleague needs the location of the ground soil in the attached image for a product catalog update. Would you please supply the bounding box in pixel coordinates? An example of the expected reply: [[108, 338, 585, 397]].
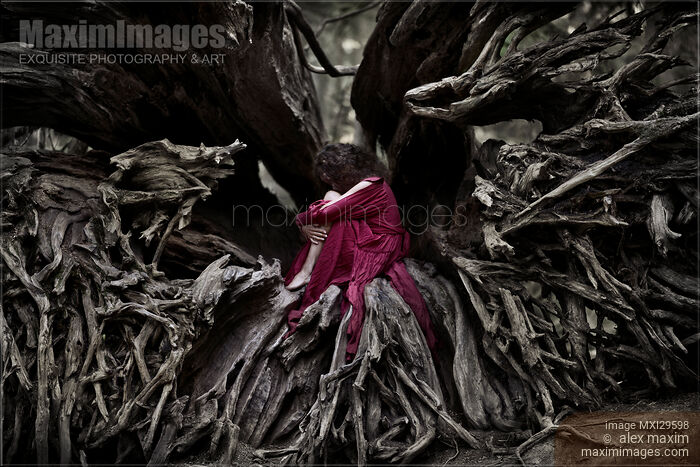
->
[[184, 391, 699, 466], [416, 391, 699, 467]]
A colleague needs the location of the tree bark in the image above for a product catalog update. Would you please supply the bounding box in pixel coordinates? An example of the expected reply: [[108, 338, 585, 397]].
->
[[1, 0, 325, 202], [2, 1, 698, 464]]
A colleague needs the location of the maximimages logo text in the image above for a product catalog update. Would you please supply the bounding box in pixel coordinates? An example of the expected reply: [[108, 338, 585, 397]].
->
[[18, 20, 229, 65]]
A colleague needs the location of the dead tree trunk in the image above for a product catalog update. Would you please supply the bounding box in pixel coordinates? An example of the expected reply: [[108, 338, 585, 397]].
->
[[353, 0, 698, 436], [0, 0, 325, 202], [1, 140, 249, 464], [2, 1, 698, 465], [1, 139, 480, 464]]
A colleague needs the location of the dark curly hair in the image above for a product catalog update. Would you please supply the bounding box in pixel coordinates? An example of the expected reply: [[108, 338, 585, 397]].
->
[[314, 143, 388, 193]]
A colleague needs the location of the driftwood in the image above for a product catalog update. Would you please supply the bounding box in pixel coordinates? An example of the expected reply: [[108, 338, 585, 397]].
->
[[2, 1, 699, 465]]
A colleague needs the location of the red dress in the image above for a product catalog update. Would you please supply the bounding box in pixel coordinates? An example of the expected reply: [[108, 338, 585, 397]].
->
[[283, 176, 438, 362]]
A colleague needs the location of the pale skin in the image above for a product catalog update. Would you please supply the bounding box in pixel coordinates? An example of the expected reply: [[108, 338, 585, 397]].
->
[[285, 179, 373, 291]]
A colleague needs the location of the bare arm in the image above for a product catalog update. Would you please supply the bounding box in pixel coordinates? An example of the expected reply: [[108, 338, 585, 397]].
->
[[319, 180, 373, 211], [301, 178, 382, 225]]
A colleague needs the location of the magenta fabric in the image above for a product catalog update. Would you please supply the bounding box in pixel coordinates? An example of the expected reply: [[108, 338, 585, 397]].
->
[[283, 176, 438, 362]]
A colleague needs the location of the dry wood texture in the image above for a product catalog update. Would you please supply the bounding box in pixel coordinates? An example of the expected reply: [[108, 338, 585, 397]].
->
[[1, 0, 698, 465], [0, 1, 324, 202]]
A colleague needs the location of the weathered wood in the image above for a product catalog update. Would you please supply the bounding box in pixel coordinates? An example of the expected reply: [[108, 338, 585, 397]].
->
[[0, 1, 324, 202], [0, 140, 276, 463], [2, 1, 698, 465], [431, 3, 700, 439]]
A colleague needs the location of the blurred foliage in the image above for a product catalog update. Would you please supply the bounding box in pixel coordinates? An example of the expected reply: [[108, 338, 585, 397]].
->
[[299, 1, 379, 144], [1, 127, 90, 153]]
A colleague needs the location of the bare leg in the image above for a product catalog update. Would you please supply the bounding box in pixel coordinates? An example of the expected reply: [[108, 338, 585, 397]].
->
[[286, 190, 340, 290]]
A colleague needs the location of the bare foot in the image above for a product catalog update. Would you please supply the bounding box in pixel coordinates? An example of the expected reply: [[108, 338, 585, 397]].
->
[[286, 270, 311, 291]]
